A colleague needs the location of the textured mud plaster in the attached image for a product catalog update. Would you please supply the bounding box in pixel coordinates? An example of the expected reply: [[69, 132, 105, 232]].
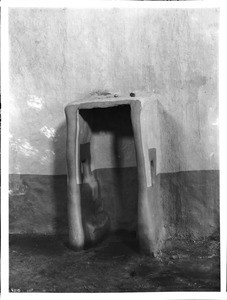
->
[[160, 170, 219, 239], [9, 170, 219, 239], [9, 8, 219, 174], [65, 96, 166, 254], [9, 9, 219, 246]]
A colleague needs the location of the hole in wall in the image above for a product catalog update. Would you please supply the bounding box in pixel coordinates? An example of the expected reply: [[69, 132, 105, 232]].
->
[[149, 148, 156, 187]]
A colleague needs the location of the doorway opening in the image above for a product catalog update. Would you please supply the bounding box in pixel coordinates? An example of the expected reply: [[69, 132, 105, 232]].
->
[[78, 105, 139, 249]]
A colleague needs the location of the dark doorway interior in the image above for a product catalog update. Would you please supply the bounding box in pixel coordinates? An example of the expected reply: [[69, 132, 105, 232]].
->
[[79, 105, 139, 234]]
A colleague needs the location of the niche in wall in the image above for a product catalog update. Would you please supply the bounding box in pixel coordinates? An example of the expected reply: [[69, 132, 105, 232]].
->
[[78, 105, 138, 233]]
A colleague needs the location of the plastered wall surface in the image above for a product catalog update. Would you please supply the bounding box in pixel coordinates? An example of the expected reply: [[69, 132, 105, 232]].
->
[[9, 8, 219, 175], [9, 9, 219, 239]]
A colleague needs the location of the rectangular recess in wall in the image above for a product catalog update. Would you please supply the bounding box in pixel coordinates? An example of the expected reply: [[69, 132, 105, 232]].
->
[[149, 148, 156, 186]]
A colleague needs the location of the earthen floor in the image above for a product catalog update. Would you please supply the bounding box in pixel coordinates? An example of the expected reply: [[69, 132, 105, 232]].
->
[[9, 232, 220, 292]]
